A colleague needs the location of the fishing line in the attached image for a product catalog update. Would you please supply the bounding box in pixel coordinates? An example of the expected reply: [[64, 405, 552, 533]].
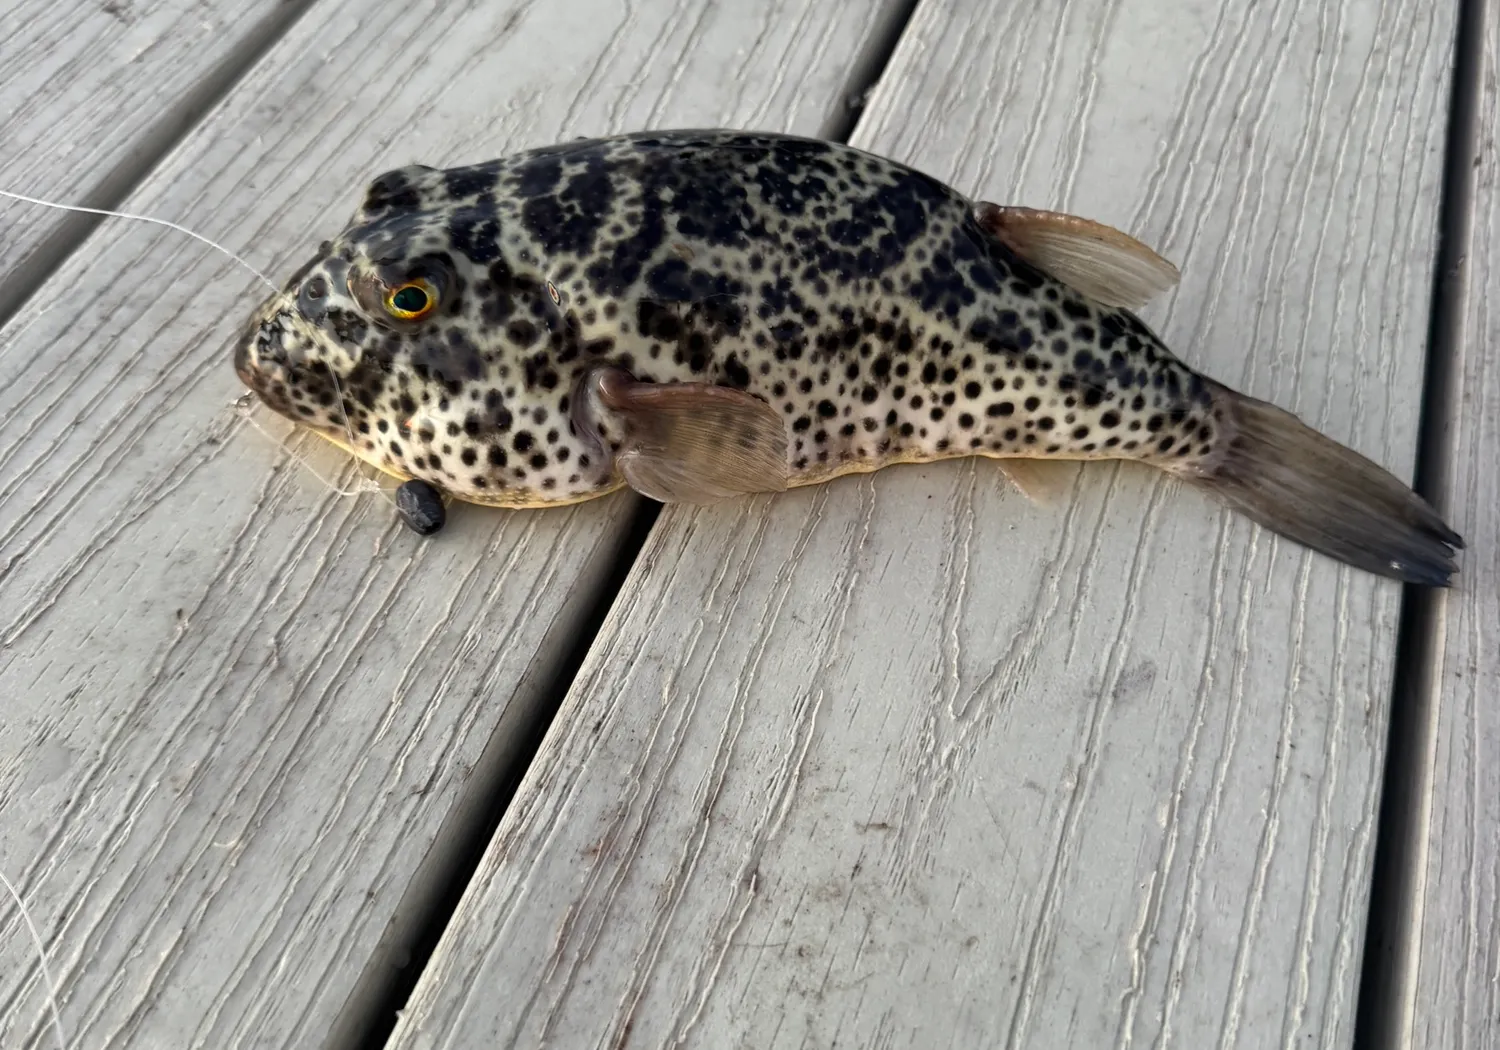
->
[[0, 867, 69, 1050], [321, 364, 398, 508], [0, 191, 393, 1048], [4, 187, 397, 506], [0, 189, 279, 293], [232, 396, 392, 503]]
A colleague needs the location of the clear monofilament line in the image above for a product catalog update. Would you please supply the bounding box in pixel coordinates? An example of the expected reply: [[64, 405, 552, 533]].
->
[[0, 189, 279, 293], [322, 366, 399, 508], [0, 868, 69, 1050], [232, 401, 387, 501], [6, 186, 397, 508]]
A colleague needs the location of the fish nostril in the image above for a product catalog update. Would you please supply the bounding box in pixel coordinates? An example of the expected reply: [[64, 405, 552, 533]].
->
[[298, 276, 330, 323]]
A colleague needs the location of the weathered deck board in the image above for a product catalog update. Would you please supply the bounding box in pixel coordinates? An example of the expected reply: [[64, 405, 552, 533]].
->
[[0, 2, 901, 1047], [1410, 6, 1499, 1047], [0, 0, 288, 298], [387, 0, 1458, 1047]]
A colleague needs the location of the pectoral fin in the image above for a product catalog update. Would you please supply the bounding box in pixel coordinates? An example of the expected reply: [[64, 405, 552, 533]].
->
[[973, 202, 1180, 310], [573, 367, 789, 504]]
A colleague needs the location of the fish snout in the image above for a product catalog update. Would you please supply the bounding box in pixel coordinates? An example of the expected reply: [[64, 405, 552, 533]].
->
[[232, 312, 301, 420], [233, 327, 257, 389]]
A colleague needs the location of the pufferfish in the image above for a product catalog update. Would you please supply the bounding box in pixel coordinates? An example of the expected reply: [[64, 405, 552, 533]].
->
[[233, 129, 1462, 586]]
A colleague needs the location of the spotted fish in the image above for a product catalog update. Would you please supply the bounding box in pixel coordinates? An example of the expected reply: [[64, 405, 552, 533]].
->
[[234, 129, 1462, 586]]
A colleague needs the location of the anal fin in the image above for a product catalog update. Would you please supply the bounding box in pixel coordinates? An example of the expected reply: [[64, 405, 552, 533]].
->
[[997, 458, 1074, 505]]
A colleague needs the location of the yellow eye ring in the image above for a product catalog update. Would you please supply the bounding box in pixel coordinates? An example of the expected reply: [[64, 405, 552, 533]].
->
[[385, 278, 438, 320]]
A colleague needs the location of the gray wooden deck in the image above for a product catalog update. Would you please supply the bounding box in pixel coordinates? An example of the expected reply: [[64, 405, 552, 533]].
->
[[0, 1, 1491, 1048]]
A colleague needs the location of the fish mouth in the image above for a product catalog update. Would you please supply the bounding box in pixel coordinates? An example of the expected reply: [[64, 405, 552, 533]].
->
[[232, 326, 257, 390], [233, 327, 291, 420], [233, 300, 307, 421], [232, 301, 409, 483]]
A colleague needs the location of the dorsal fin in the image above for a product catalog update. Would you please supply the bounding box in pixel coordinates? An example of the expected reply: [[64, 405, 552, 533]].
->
[[973, 202, 1180, 310]]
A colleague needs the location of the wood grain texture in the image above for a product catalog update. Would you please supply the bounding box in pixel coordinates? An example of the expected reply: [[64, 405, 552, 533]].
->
[[389, 0, 1459, 1047], [1410, 5, 1500, 1047], [0, 1, 896, 1047], [0, 0, 288, 293]]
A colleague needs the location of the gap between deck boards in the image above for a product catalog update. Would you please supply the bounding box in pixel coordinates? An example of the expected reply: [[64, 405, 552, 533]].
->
[[0, 1, 321, 331], [328, 5, 927, 1048], [1355, 0, 1489, 1046]]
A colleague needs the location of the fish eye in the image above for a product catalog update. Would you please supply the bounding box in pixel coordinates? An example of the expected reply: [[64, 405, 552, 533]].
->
[[385, 278, 438, 320], [303, 276, 328, 301]]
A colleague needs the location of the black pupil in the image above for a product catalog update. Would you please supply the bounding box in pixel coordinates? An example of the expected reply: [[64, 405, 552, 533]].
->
[[393, 285, 429, 313]]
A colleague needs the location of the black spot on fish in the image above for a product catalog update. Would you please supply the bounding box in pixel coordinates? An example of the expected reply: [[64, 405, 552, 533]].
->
[[724, 356, 751, 388]]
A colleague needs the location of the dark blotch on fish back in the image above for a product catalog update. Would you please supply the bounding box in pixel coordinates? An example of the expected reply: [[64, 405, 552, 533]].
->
[[361, 165, 436, 216], [445, 163, 502, 200], [512, 154, 565, 199], [447, 197, 503, 264]]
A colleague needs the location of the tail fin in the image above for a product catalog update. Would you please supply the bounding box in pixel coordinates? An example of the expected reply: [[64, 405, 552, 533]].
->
[[1173, 380, 1462, 587]]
